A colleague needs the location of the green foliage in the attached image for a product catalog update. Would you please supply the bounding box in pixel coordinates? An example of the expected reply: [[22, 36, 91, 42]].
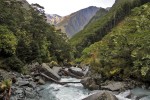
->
[[80, 3, 150, 82], [0, 79, 12, 92], [70, 0, 148, 57], [0, 0, 73, 72], [2, 56, 24, 72], [0, 25, 17, 56]]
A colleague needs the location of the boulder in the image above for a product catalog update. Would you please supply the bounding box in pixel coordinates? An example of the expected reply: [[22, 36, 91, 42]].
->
[[82, 91, 118, 100], [81, 77, 100, 90], [38, 78, 45, 85], [52, 67, 62, 75], [68, 67, 84, 77], [16, 80, 30, 86], [81, 77, 92, 89], [34, 76, 41, 81], [101, 81, 125, 91], [40, 63, 61, 81], [89, 81, 99, 90], [25, 87, 36, 99], [82, 66, 89, 76]]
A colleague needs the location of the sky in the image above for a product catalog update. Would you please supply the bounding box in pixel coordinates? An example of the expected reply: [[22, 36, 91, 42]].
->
[[26, 0, 115, 16]]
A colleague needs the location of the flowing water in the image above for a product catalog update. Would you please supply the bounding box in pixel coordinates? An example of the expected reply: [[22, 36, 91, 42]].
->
[[39, 77, 150, 100]]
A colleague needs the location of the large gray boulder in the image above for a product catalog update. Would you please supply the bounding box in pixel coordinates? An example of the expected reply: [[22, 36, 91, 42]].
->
[[52, 67, 62, 74], [40, 63, 61, 81], [82, 91, 118, 100], [81, 77, 101, 90], [101, 81, 125, 91], [68, 67, 84, 77]]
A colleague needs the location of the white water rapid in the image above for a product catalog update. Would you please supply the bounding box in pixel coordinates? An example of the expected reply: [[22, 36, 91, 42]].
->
[[39, 78, 150, 100]]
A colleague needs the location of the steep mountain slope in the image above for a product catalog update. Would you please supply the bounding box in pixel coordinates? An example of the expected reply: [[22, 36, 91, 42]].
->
[[46, 14, 63, 25], [106, 7, 111, 11], [70, 0, 149, 57], [84, 8, 108, 28], [56, 6, 99, 37], [80, 2, 150, 82]]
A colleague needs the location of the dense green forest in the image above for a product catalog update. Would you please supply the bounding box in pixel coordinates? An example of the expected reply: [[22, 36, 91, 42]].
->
[[70, 0, 149, 57], [79, 2, 150, 82], [0, 0, 72, 72]]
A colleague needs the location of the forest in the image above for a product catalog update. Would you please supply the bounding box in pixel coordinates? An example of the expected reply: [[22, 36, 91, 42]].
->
[[0, 0, 72, 73]]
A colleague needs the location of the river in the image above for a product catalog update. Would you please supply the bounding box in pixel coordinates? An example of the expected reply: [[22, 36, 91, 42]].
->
[[39, 77, 150, 100]]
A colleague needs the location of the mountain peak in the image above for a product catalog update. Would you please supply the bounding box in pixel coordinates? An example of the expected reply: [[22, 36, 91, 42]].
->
[[46, 14, 63, 25], [55, 6, 100, 37]]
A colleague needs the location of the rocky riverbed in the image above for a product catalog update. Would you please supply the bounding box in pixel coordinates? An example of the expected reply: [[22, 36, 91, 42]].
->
[[0, 63, 150, 100]]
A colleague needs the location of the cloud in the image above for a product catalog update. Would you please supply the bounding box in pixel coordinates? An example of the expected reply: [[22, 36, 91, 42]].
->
[[26, 0, 115, 16]]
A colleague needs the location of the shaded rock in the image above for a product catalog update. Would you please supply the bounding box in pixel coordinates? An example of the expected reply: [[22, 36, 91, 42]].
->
[[40, 63, 61, 81], [16, 80, 30, 86], [15, 89, 23, 94], [101, 81, 125, 91], [82, 91, 118, 100], [89, 81, 99, 90], [34, 76, 41, 81], [24, 75, 31, 78], [52, 67, 62, 75], [82, 66, 89, 76], [11, 77, 17, 83], [81, 77, 101, 90], [25, 87, 33, 91], [29, 81, 37, 88], [68, 67, 84, 77], [25, 90, 36, 98], [38, 78, 45, 85], [81, 77, 93, 89]]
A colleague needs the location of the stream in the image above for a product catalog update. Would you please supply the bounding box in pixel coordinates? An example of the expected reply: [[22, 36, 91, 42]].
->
[[39, 77, 150, 100]]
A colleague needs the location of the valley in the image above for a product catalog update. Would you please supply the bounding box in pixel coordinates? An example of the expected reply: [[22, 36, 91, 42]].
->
[[0, 0, 150, 100]]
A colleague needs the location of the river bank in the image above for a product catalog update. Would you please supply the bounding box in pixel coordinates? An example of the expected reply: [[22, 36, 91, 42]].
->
[[0, 63, 150, 100]]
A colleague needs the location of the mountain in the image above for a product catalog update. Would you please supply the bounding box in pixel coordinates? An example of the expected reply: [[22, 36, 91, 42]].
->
[[46, 14, 63, 25], [84, 8, 108, 28], [70, 0, 148, 57], [56, 6, 99, 37], [106, 7, 111, 11]]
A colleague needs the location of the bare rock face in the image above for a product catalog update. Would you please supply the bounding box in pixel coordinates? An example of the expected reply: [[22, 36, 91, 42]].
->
[[56, 6, 100, 37], [46, 14, 63, 25]]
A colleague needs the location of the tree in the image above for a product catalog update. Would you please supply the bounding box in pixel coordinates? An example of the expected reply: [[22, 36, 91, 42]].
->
[[0, 25, 17, 57]]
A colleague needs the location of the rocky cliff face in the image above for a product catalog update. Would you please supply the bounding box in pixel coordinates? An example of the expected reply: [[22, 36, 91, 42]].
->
[[55, 6, 99, 37], [46, 14, 63, 25]]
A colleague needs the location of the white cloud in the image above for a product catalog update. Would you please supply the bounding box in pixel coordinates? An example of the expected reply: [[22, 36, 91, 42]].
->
[[26, 0, 115, 16]]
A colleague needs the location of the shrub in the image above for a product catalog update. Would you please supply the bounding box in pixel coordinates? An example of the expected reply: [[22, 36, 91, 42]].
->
[[2, 56, 24, 72], [0, 25, 17, 56]]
